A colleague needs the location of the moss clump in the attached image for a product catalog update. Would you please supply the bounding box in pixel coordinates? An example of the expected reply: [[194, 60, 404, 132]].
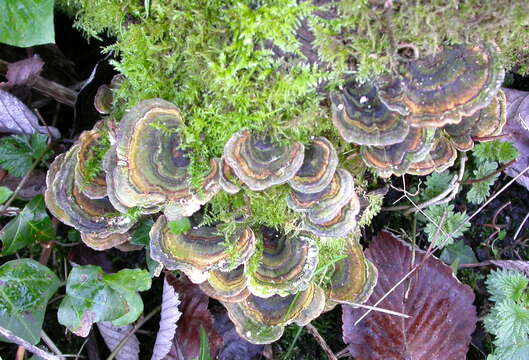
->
[[81, 129, 110, 184]]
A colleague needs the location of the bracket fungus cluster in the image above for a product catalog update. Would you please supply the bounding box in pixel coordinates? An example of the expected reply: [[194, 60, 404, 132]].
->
[[332, 42, 507, 177], [45, 94, 378, 344]]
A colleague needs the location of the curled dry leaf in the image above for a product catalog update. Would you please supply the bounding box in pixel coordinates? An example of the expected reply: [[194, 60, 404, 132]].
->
[[489, 260, 529, 278], [165, 273, 223, 360], [97, 322, 140, 360], [342, 231, 477, 360], [501, 88, 529, 190], [0, 55, 44, 99], [151, 276, 182, 360]]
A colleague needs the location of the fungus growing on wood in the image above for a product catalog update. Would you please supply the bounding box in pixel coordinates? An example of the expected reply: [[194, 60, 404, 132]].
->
[[331, 81, 410, 146], [199, 264, 250, 303], [377, 42, 505, 128], [444, 89, 507, 151], [223, 129, 305, 191], [104, 98, 219, 220], [223, 283, 325, 344], [289, 137, 338, 193], [217, 157, 241, 194], [94, 84, 113, 114], [246, 232, 318, 297], [407, 134, 458, 176], [149, 215, 256, 283], [45, 146, 134, 250]]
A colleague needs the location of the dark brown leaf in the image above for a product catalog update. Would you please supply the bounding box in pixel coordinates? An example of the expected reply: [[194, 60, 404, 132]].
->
[[0, 169, 46, 200], [164, 273, 223, 360], [343, 231, 477, 360], [0, 55, 44, 98], [502, 88, 529, 189], [97, 322, 140, 360], [214, 310, 264, 360], [68, 243, 115, 274]]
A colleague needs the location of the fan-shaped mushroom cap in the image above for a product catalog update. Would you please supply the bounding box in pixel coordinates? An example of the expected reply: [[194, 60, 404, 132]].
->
[[94, 84, 113, 114], [217, 157, 241, 194], [223, 283, 326, 344], [45, 146, 135, 247], [326, 238, 378, 305], [223, 129, 305, 191], [149, 215, 256, 283], [288, 137, 338, 193], [80, 232, 130, 251], [198, 264, 250, 303], [246, 233, 318, 298], [301, 194, 361, 238], [445, 89, 507, 151], [361, 127, 435, 177], [331, 81, 410, 146], [377, 42, 504, 128], [74, 125, 108, 199], [407, 134, 458, 176], [106, 98, 215, 219]]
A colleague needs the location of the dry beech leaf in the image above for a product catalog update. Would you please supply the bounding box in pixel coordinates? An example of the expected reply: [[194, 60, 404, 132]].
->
[[0, 55, 44, 97], [165, 273, 223, 360], [151, 276, 182, 360], [343, 231, 477, 360], [214, 310, 264, 360], [502, 88, 529, 189], [97, 322, 140, 360], [489, 260, 529, 277]]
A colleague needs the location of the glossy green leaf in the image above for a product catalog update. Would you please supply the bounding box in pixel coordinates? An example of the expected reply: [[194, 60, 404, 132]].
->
[[0, 134, 49, 177], [0, 0, 55, 48], [0, 195, 55, 255], [0, 186, 13, 204], [130, 218, 154, 247], [168, 217, 191, 235], [58, 266, 151, 337], [0, 259, 60, 344]]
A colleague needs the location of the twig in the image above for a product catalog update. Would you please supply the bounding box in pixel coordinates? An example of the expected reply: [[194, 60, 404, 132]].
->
[[463, 159, 515, 185], [350, 303, 410, 318], [472, 133, 511, 142], [0, 142, 53, 212], [305, 324, 338, 360], [41, 330, 65, 360], [0, 325, 59, 360], [513, 211, 529, 241], [105, 305, 161, 360], [335, 347, 351, 359]]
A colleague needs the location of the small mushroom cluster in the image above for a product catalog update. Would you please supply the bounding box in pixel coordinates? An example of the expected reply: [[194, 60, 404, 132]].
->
[[331, 42, 506, 177], [45, 96, 377, 344]]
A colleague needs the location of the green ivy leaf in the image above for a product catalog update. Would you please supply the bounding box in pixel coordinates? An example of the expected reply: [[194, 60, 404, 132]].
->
[[0, 186, 13, 204], [0, 195, 55, 255], [0, 0, 55, 48], [168, 217, 191, 235], [0, 134, 49, 177], [130, 218, 154, 247], [0, 259, 60, 344], [58, 266, 152, 337]]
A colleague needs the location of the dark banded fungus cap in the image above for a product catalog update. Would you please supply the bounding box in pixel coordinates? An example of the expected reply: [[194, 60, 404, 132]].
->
[[361, 127, 435, 178], [217, 157, 241, 194], [223, 129, 305, 191], [74, 123, 109, 199], [107, 98, 217, 219], [444, 89, 507, 151], [288, 137, 338, 193], [80, 231, 131, 251], [246, 233, 318, 297], [198, 264, 250, 303], [331, 81, 409, 146], [44, 146, 135, 249], [407, 134, 457, 176], [149, 215, 256, 283], [223, 283, 325, 344], [326, 237, 377, 305], [94, 84, 113, 114], [377, 42, 505, 128]]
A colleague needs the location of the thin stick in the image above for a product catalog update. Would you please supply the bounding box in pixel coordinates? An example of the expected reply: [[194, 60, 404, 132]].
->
[[105, 305, 161, 360], [463, 159, 515, 185], [41, 331, 65, 359], [513, 211, 529, 241], [0, 325, 59, 360], [350, 303, 410, 318], [305, 324, 338, 360]]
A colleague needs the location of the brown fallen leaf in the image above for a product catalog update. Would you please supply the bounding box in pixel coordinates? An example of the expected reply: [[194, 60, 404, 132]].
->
[[501, 88, 529, 190], [489, 260, 529, 278], [97, 322, 140, 360], [0, 170, 46, 200], [151, 276, 181, 360], [214, 310, 264, 360], [164, 273, 223, 360], [343, 231, 477, 360], [0, 55, 44, 100]]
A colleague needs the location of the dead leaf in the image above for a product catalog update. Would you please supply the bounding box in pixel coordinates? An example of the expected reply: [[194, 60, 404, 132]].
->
[[151, 276, 182, 360], [502, 88, 529, 189], [342, 231, 477, 360], [97, 322, 140, 360], [0, 169, 46, 200], [68, 243, 115, 274], [214, 310, 264, 360], [0, 55, 44, 99], [164, 273, 223, 360], [489, 260, 529, 278], [0, 89, 60, 137]]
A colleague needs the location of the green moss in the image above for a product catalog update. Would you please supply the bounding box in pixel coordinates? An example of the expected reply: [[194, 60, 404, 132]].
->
[[81, 130, 110, 184]]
